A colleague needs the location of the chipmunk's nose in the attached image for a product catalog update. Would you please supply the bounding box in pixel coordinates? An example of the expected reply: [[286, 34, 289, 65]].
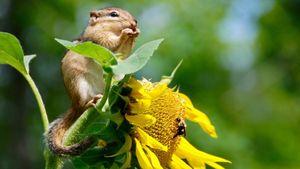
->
[[130, 20, 138, 31]]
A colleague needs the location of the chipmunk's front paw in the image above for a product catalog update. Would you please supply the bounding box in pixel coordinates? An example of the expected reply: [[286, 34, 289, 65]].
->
[[121, 28, 139, 38], [85, 94, 103, 108]]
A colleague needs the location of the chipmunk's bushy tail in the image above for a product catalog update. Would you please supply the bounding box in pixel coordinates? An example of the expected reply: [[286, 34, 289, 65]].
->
[[46, 108, 95, 156]]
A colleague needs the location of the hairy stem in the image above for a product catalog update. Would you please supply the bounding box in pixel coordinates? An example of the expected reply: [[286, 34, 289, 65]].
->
[[44, 149, 63, 169]]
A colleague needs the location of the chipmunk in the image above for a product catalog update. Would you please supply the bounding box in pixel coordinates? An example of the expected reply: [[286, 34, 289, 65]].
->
[[46, 7, 139, 156]]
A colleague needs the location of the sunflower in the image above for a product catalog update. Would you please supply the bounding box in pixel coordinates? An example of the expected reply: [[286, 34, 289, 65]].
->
[[122, 77, 231, 169]]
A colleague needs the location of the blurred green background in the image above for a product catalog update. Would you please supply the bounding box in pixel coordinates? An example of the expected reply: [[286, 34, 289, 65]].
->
[[0, 0, 299, 168]]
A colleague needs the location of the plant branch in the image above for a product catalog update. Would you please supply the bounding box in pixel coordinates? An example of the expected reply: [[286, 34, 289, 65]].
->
[[44, 149, 63, 169], [23, 73, 62, 169], [23, 73, 49, 130], [95, 72, 113, 112]]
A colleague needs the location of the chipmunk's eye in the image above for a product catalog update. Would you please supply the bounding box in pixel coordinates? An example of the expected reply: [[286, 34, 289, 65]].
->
[[109, 11, 119, 17]]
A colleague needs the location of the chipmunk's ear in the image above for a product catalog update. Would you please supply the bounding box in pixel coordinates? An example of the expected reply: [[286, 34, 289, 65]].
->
[[89, 11, 100, 25], [90, 11, 100, 18]]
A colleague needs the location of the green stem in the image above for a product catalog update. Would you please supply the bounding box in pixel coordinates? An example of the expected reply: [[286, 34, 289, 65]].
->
[[109, 74, 130, 109], [63, 108, 99, 145], [23, 73, 62, 169], [95, 73, 113, 112], [44, 149, 63, 169], [23, 73, 49, 131]]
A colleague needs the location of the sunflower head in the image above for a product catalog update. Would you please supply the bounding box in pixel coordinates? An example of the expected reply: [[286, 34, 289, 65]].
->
[[123, 77, 230, 169], [126, 78, 184, 165]]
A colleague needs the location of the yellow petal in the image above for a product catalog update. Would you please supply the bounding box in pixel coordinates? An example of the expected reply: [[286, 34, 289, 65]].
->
[[135, 138, 153, 169], [128, 78, 151, 100], [187, 160, 206, 169], [131, 89, 152, 100], [143, 145, 164, 169], [120, 152, 132, 169], [129, 98, 151, 114], [175, 137, 231, 168], [178, 93, 193, 107], [128, 78, 143, 89], [186, 107, 217, 138], [149, 82, 168, 98], [179, 93, 217, 138], [206, 161, 226, 169], [169, 161, 181, 169], [136, 127, 168, 152], [125, 114, 156, 127], [169, 154, 192, 169]]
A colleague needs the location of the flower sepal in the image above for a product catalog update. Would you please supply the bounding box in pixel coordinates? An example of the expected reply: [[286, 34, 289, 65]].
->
[[160, 60, 183, 84]]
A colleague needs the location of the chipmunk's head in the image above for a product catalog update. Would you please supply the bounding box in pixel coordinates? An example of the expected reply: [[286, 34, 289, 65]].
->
[[90, 8, 137, 33], [83, 7, 138, 40]]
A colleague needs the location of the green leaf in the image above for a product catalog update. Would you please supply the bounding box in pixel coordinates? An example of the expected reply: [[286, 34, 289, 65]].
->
[[72, 158, 90, 169], [112, 39, 164, 75], [109, 163, 119, 169], [0, 32, 27, 74], [78, 148, 113, 166], [108, 75, 130, 107], [0, 50, 26, 73], [77, 140, 123, 167], [55, 39, 117, 66], [24, 54, 36, 73], [0, 32, 24, 63], [105, 132, 132, 157], [119, 152, 131, 169], [109, 112, 124, 128], [97, 123, 118, 141], [82, 115, 110, 137]]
